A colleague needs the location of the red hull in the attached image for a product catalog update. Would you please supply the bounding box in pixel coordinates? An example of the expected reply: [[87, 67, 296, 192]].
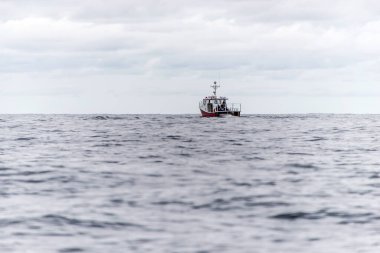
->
[[200, 109, 241, 117], [200, 109, 218, 117]]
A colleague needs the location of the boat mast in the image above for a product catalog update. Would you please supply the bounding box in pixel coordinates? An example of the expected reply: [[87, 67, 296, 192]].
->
[[211, 81, 220, 96]]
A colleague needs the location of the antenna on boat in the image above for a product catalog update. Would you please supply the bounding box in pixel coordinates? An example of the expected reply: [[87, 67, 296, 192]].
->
[[211, 81, 220, 96]]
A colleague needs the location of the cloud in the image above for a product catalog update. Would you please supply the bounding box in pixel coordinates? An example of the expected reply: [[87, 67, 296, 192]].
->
[[1, 0, 380, 113]]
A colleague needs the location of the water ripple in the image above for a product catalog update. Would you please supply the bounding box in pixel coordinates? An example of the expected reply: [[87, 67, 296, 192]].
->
[[0, 114, 379, 252]]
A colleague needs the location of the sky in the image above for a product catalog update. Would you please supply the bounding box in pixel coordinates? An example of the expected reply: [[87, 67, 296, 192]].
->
[[1, 0, 380, 113]]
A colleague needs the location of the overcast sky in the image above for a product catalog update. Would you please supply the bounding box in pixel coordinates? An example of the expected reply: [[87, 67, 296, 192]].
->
[[1, 0, 380, 113]]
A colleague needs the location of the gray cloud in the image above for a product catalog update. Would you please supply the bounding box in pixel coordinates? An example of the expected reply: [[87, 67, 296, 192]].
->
[[1, 0, 380, 113]]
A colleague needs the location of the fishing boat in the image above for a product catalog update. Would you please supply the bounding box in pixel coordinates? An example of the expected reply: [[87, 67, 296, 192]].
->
[[199, 81, 241, 117]]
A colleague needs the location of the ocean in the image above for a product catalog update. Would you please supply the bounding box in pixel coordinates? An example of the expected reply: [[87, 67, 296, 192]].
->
[[1, 114, 380, 253]]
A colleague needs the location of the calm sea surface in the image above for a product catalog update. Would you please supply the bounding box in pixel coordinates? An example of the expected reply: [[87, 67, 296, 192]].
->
[[1, 114, 380, 252]]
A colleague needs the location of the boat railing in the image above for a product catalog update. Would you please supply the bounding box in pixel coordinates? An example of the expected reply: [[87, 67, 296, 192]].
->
[[200, 100, 241, 113], [228, 103, 241, 112], [214, 103, 241, 112]]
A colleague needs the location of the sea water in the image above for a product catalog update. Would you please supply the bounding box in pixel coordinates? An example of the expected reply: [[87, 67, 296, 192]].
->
[[1, 114, 380, 252]]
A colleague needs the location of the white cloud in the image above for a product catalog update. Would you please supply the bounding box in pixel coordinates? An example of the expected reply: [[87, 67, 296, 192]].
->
[[1, 0, 380, 113]]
